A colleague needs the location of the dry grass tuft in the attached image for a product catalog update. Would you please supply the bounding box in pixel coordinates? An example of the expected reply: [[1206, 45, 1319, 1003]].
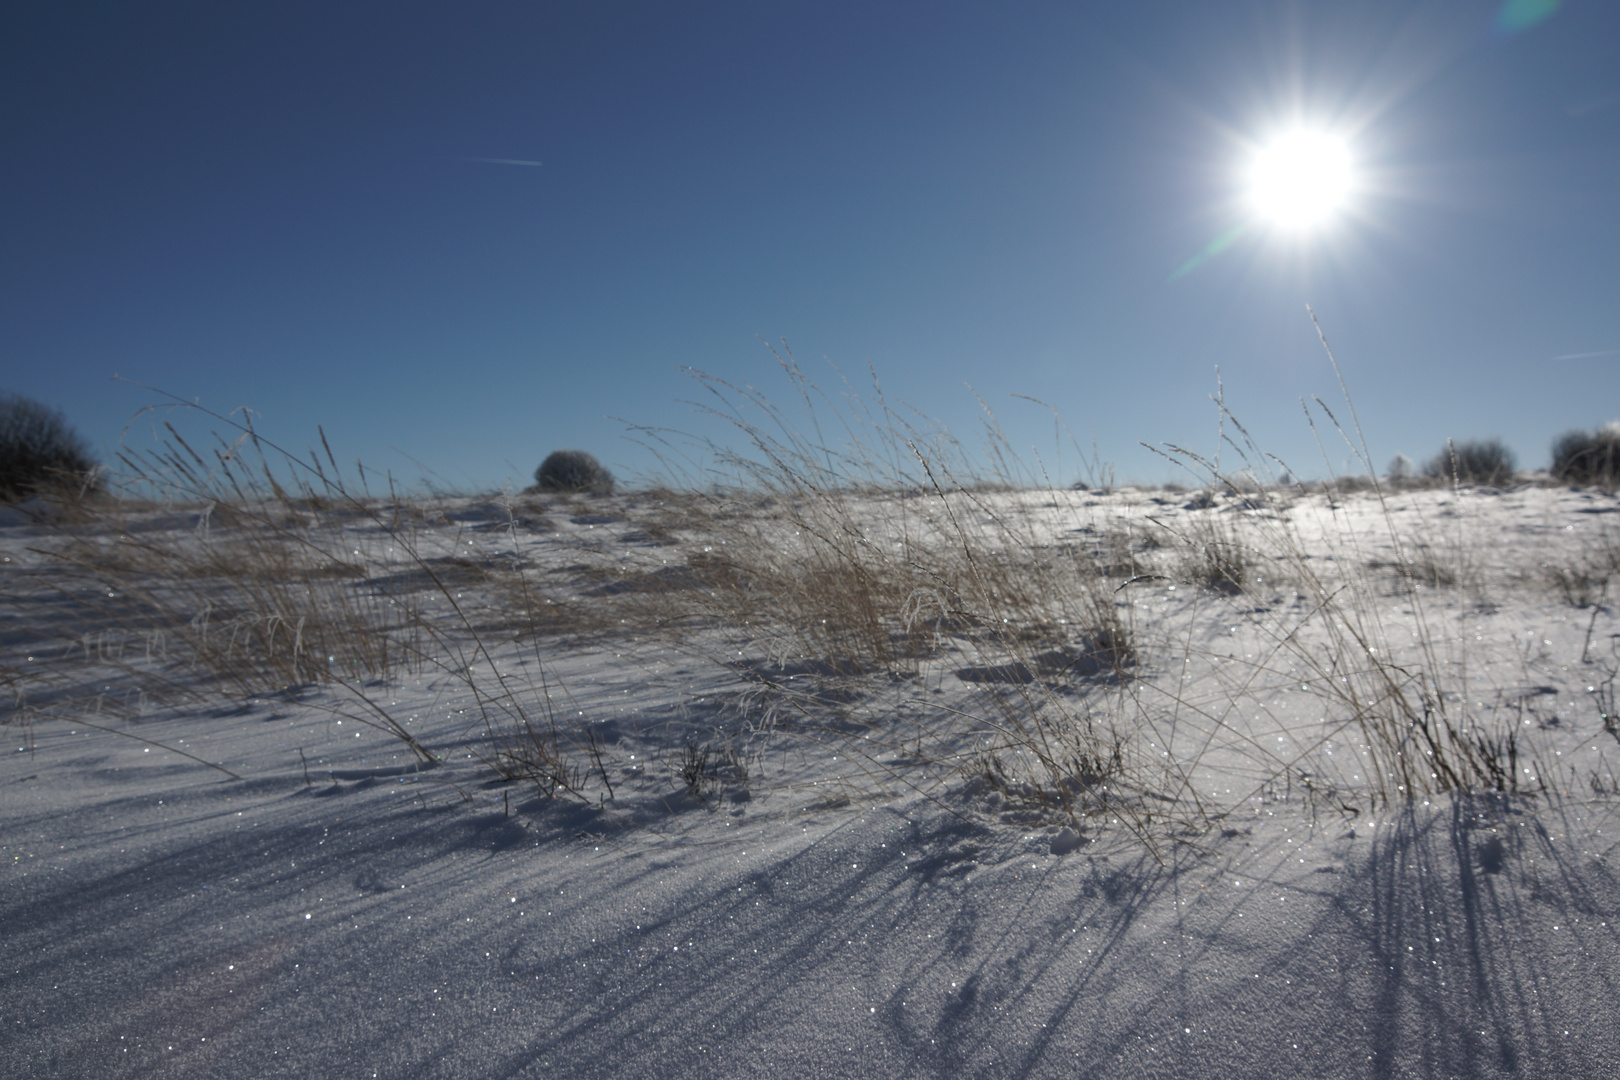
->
[[16, 396, 607, 778]]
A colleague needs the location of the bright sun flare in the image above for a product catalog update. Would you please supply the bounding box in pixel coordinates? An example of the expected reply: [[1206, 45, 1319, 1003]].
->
[[1248, 131, 1353, 229]]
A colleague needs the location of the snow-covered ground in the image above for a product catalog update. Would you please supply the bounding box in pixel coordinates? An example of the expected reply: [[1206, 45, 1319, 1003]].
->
[[6, 482, 1620, 1078]]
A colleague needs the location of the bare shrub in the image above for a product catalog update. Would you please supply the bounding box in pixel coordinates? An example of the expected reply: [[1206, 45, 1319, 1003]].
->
[[532, 450, 615, 494], [1551, 423, 1620, 488], [1423, 438, 1516, 486], [0, 393, 99, 502]]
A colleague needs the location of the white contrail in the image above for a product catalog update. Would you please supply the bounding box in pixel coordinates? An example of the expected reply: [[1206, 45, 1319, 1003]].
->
[[461, 156, 544, 167], [1552, 349, 1620, 360]]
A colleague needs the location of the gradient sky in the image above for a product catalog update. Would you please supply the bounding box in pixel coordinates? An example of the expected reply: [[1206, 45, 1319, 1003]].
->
[[4, 1, 1617, 490]]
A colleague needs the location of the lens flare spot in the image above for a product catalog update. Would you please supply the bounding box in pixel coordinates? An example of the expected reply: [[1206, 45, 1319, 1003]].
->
[[1495, 0, 1560, 36]]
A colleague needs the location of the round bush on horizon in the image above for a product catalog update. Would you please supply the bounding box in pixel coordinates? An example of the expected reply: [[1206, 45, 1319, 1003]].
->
[[1421, 438, 1516, 487], [534, 449, 615, 494], [1550, 423, 1620, 488], [0, 392, 99, 502]]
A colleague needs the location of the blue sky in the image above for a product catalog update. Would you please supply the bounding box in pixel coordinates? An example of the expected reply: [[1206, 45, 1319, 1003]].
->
[[4, 1, 1617, 490]]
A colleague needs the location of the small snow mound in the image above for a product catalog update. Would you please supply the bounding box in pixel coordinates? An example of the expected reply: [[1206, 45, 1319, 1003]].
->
[[1050, 826, 1083, 855]]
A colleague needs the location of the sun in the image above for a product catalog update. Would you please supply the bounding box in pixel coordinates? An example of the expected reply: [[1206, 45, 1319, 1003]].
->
[[1247, 131, 1353, 229]]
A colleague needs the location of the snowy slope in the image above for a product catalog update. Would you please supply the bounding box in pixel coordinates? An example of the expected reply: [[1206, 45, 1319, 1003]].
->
[[5, 484, 1620, 1078]]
